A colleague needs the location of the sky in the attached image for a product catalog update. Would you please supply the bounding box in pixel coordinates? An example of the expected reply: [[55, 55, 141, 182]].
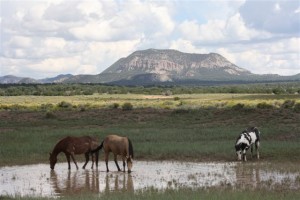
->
[[0, 0, 299, 79]]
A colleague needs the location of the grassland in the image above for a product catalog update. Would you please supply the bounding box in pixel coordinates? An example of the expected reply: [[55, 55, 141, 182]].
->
[[1, 93, 300, 200], [0, 93, 299, 166], [2, 188, 300, 200]]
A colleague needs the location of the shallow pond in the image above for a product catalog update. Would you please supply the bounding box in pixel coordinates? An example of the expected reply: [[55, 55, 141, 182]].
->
[[1, 161, 300, 197]]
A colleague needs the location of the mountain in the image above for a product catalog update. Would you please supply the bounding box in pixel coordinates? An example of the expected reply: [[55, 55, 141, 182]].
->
[[100, 49, 253, 84], [39, 74, 74, 83], [1, 49, 300, 85], [0, 75, 27, 84]]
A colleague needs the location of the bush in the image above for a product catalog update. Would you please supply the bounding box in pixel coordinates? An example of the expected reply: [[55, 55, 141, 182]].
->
[[45, 111, 56, 119], [110, 103, 120, 109], [122, 102, 133, 111], [57, 101, 72, 109], [281, 100, 295, 109], [174, 97, 180, 101], [294, 103, 300, 112], [257, 102, 273, 109], [232, 103, 245, 110]]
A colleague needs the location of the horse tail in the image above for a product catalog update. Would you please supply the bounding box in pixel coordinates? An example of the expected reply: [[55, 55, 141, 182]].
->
[[91, 140, 104, 153], [128, 138, 134, 159]]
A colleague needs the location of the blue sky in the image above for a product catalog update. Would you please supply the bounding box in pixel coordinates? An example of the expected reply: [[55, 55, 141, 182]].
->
[[1, 0, 299, 79]]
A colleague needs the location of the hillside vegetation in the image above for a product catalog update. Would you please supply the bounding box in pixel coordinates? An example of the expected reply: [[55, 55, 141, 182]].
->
[[1, 82, 300, 96]]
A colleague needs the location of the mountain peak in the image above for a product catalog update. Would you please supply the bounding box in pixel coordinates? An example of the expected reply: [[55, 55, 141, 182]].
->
[[101, 48, 252, 83]]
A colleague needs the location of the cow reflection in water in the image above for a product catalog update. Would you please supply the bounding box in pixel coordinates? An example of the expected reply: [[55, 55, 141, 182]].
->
[[104, 173, 134, 193], [235, 163, 261, 189], [50, 170, 100, 196]]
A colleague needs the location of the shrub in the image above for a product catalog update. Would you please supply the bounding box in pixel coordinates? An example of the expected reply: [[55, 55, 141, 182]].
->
[[232, 103, 245, 110], [122, 102, 133, 110], [40, 103, 54, 111], [57, 101, 72, 109], [281, 100, 295, 109], [174, 97, 180, 101], [110, 103, 120, 109], [257, 102, 273, 109], [294, 103, 300, 112], [45, 111, 56, 119]]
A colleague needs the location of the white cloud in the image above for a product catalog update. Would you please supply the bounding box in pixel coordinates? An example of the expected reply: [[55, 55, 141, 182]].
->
[[0, 0, 299, 78], [240, 0, 300, 34]]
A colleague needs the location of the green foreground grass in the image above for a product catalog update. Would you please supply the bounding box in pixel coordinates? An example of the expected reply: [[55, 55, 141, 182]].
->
[[2, 188, 300, 200], [0, 104, 299, 166]]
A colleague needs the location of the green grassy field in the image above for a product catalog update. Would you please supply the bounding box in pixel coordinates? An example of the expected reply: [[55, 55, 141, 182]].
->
[[1, 93, 300, 200], [2, 188, 300, 200], [0, 94, 299, 166]]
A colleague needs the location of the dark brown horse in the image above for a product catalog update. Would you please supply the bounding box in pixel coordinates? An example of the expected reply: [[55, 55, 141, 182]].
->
[[49, 136, 100, 170], [92, 135, 134, 173]]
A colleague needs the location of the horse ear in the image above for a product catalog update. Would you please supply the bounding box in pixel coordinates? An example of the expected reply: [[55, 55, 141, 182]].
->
[[49, 152, 52, 156]]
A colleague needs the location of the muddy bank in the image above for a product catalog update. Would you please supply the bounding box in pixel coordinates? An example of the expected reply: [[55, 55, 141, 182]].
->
[[1, 161, 300, 198]]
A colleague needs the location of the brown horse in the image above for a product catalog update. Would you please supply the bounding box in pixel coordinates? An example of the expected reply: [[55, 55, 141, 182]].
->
[[92, 135, 134, 173], [49, 136, 100, 170]]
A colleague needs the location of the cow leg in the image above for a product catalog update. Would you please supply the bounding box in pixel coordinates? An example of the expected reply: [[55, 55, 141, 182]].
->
[[256, 141, 260, 159], [114, 154, 121, 171]]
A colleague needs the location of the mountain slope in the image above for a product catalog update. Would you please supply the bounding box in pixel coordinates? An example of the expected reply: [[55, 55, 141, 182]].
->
[[101, 49, 252, 83], [1, 49, 299, 85]]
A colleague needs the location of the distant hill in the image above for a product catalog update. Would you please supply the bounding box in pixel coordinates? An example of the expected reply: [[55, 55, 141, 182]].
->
[[1, 49, 300, 85]]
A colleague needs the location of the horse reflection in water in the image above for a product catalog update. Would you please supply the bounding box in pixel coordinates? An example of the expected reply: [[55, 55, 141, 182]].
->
[[50, 170, 100, 196], [104, 173, 134, 194], [50, 170, 134, 196]]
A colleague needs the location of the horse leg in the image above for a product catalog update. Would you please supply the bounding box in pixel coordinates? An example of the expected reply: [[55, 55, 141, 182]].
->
[[83, 152, 89, 169], [65, 154, 71, 170], [91, 153, 94, 169], [122, 157, 126, 172], [70, 153, 79, 170], [95, 151, 99, 169], [105, 153, 109, 172], [114, 154, 121, 171]]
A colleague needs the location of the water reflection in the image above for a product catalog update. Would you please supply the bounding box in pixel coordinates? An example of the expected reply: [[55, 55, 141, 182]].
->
[[50, 170, 100, 196], [104, 173, 134, 194], [1, 161, 299, 198], [235, 163, 300, 190], [235, 163, 261, 189], [50, 169, 134, 196]]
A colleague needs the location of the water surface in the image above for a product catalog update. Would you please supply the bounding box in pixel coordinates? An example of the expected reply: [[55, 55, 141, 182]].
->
[[1, 161, 299, 197]]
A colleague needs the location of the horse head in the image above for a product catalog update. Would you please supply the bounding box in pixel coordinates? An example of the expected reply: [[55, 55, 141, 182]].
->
[[126, 156, 133, 173], [49, 153, 57, 170]]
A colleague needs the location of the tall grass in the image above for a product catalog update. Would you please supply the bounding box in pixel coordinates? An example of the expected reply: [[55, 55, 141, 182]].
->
[[0, 106, 299, 166]]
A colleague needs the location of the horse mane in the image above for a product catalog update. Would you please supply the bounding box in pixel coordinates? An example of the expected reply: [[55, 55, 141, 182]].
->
[[128, 138, 134, 159]]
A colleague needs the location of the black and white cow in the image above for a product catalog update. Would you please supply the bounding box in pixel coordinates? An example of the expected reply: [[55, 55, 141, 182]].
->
[[235, 127, 260, 161]]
